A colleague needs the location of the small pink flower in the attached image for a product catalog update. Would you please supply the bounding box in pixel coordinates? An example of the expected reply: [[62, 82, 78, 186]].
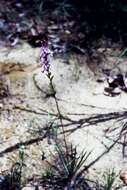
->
[[40, 41, 53, 73]]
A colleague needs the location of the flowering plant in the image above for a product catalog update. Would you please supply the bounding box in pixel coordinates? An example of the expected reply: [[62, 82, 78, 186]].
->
[[40, 40, 53, 74], [40, 39, 67, 151]]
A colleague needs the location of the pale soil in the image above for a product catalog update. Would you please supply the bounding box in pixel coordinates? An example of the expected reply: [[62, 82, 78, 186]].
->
[[0, 43, 127, 188]]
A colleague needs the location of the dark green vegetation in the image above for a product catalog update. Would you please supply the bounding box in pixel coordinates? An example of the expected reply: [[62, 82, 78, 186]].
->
[[1, 0, 127, 51], [32, 0, 127, 46]]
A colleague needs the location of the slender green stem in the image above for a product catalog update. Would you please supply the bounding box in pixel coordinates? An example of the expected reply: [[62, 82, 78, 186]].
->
[[47, 72, 68, 153]]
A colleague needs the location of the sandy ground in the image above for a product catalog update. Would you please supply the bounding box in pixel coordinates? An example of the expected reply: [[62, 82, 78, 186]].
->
[[0, 43, 127, 188]]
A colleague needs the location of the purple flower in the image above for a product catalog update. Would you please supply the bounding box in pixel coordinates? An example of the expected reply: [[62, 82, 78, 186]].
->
[[40, 41, 53, 73]]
